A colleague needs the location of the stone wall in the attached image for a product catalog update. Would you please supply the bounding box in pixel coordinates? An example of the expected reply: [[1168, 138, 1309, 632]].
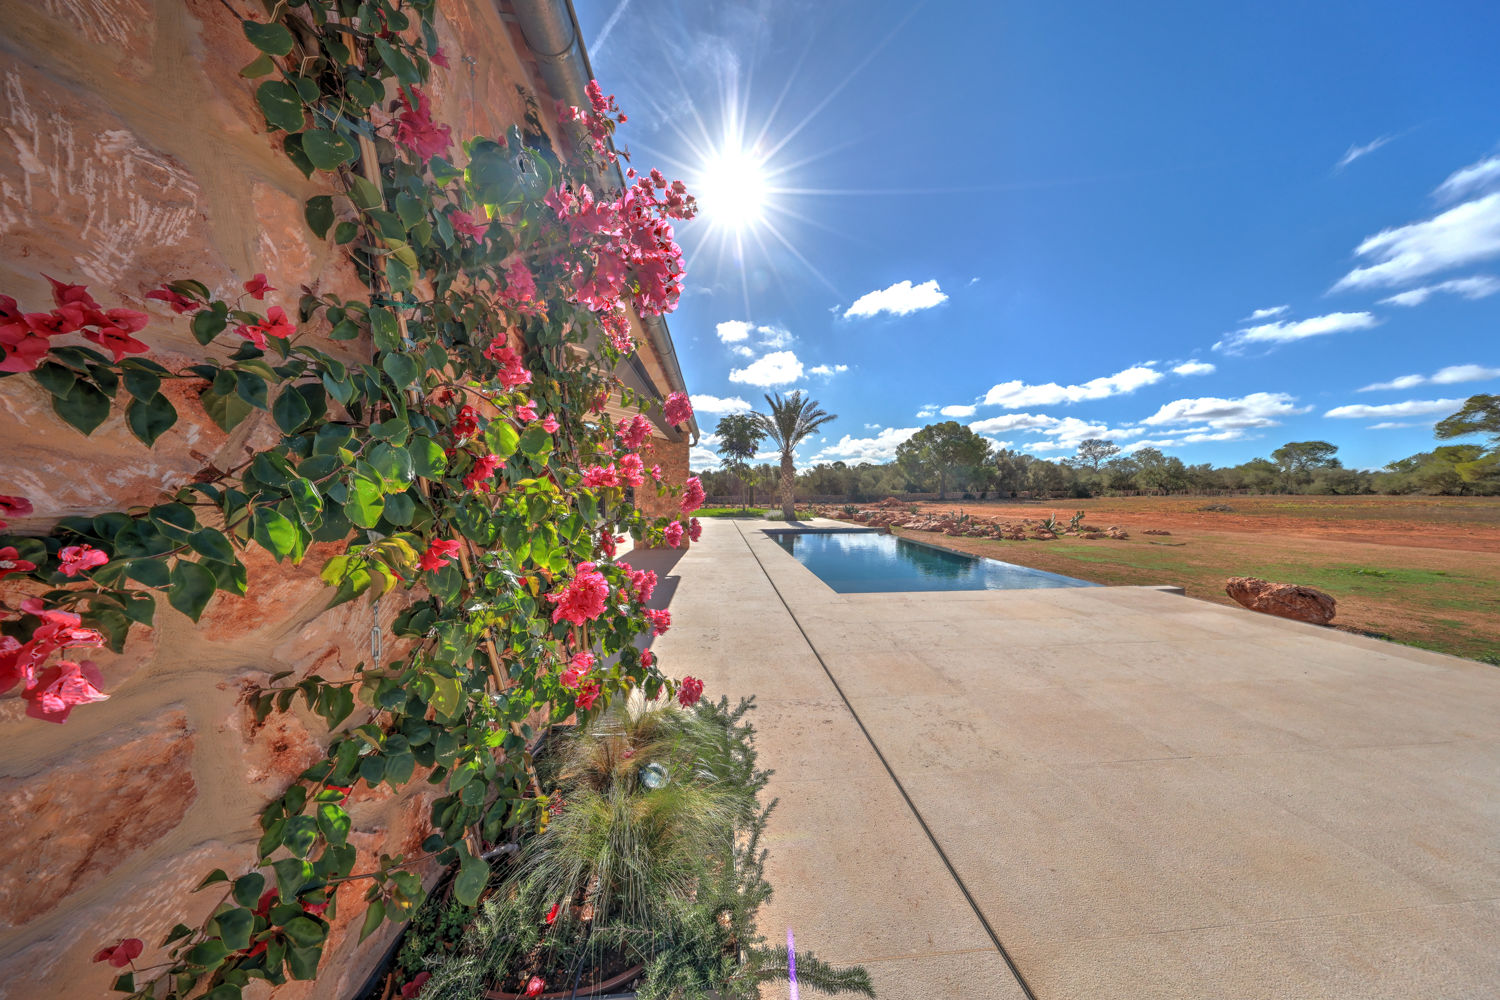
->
[[0, 3, 686, 998]]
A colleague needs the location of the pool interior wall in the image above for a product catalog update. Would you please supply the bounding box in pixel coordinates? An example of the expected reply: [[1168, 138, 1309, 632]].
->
[[767, 528, 1099, 594]]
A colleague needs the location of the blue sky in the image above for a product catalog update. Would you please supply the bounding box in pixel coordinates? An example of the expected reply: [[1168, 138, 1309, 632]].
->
[[578, 0, 1500, 471]]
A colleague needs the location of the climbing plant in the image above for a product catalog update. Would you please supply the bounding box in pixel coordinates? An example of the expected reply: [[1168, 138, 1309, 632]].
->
[[0, 1, 707, 997]]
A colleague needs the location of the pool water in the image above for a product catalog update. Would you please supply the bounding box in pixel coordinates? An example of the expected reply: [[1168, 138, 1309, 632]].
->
[[770, 529, 1098, 594]]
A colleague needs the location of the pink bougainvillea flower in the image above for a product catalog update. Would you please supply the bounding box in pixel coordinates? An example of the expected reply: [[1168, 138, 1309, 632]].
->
[[663, 391, 693, 427], [418, 538, 463, 572], [650, 464, 663, 483], [451, 404, 481, 441], [0, 495, 33, 531], [326, 784, 353, 801], [541, 413, 560, 434], [44, 274, 100, 311], [644, 608, 671, 637], [680, 475, 706, 515], [545, 562, 610, 626], [83, 324, 149, 363], [602, 309, 634, 353], [640, 648, 654, 668], [523, 976, 547, 998], [25, 659, 109, 723], [677, 676, 704, 708], [574, 681, 600, 712], [449, 209, 488, 240], [663, 521, 684, 548], [630, 567, 657, 603], [58, 544, 109, 578], [0, 294, 18, 323], [300, 899, 330, 917], [545, 902, 560, 925], [0, 546, 37, 580], [92, 938, 143, 968], [570, 651, 596, 672], [483, 342, 533, 390], [25, 309, 84, 336], [399, 971, 431, 999], [0, 320, 53, 373], [580, 464, 619, 489], [394, 86, 453, 162], [617, 414, 650, 452], [431, 47, 451, 69], [618, 453, 645, 488], [515, 399, 538, 423], [243, 273, 276, 300], [462, 452, 504, 493], [688, 517, 702, 543], [146, 285, 202, 314], [100, 307, 149, 333], [598, 530, 617, 558], [234, 306, 294, 350]]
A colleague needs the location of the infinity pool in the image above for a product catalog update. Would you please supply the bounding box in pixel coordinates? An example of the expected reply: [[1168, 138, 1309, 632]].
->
[[770, 529, 1098, 593]]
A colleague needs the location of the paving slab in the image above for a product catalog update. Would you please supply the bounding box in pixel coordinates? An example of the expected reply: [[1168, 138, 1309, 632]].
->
[[644, 518, 1500, 999]]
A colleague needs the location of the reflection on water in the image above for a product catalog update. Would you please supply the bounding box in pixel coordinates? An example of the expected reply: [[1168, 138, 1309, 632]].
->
[[772, 531, 1097, 594]]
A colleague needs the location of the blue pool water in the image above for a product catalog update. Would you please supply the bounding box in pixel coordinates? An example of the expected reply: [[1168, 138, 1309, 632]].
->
[[770, 529, 1098, 594]]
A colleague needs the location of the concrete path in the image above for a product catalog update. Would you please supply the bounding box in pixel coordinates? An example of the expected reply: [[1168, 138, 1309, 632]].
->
[[635, 517, 1500, 1000]]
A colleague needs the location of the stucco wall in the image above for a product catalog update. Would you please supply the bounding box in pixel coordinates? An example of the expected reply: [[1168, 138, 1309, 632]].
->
[[0, 3, 688, 998]]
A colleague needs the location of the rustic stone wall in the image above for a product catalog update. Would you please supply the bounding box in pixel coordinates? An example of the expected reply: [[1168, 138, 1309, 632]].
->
[[0, 4, 688, 999], [634, 433, 693, 539]]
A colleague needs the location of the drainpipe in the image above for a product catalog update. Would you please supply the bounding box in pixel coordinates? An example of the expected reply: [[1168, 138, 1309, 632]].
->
[[506, 0, 700, 446]]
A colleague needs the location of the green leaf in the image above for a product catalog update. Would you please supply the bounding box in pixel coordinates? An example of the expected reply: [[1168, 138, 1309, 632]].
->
[[126, 391, 178, 446], [315, 803, 351, 846], [333, 220, 358, 244], [429, 674, 464, 721], [232, 871, 266, 908], [125, 557, 171, 589], [168, 560, 217, 622], [205, 985, 242, 1000], [236, 370, 269, 410], [272, 857, 314, 897], [192, 304, 229, 345], [304, 195, 335, 239], [367, 443, 414, 488], [197, 868, 231, 890], [201, 386, 253, 432], [519, 424, 552, 458], [368, 308, 400, 352], [358, 900, 386, 942], [185, 938, 229, 969], [214, 906, 254, 952], [283, 814, 318, 857], [251, 506, 299, 560], [384, 255, 412, 292], [122, 367, 161, 399], [411, 436, 447, 477], [286, 945, 322, 980], [272, 385, 313, 433], [486, 420, 520, 459], [255, 80, 304, 133], [51, 380, 111, 435], [394, 192, 424, 229], [348, 175, 382, 210], [381, 491, 414, 526], [283, 915, 327, 949], [189, 528, 236, 563], [240, 52, 275, 78], [374, 39, 419, 85], [301, 129, 357, 171], [453, 852, 490, 907], [242, 20, 295, 56], [344, 476, 385, 529], [380, 351, 419, 389]]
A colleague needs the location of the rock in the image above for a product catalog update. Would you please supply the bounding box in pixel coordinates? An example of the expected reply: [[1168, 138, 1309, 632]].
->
[[1225, 577, 1336, 625], [1031, 531, 1057, 540], [1144, 529, 1171, 536], [1106, 527, 1130, 539], [1080, 531, 1105, 539]]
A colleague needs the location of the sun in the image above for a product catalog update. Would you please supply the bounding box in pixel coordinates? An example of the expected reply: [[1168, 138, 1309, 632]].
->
[[695, 143, 771, 231]]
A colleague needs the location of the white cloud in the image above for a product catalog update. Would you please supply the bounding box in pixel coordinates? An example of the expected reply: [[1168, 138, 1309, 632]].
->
[[968, 412, 1061, 435], [758, 325, 793, 349], [729, 350, 803, 386], [690, 393, 752, 416], [1122, 429, 1251, 452], [915, 406, 937, 419], [1359, 364, 1500, 392], [1143, 392, 1308, 429], [690, 446, 720, 468], [1434, 154, 1500, 203], [1358, 373, 1426, 392], [1335, 134, 1394, 171], [808, 363, 849, 377], [732, 345, 754, 357], [981, 365, 1162, 408], [844, 279, 948, 319], [1216, 311, 1378, 352], [812, 427, 919, 463], [715, 320, 752, 343], [1172, 360, 1216, 376], [1331, 192, 1500, 291], [1367, 421, 1428, 429], [939, 404, 976, 417], [1243, 305, 1289, 321], [1324, 398, 1464, 419], [1377, 274, 1500, 306], [864, 422, 882, 429]]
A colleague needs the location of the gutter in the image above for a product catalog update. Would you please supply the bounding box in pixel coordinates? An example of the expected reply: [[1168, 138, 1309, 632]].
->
[[505, 0, 700, 445]]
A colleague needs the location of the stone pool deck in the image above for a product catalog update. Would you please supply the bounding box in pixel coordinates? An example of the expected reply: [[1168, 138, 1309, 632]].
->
[[629, 517, 1500, 1000]]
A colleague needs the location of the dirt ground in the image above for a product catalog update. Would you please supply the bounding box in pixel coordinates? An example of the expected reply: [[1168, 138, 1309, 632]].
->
[[839, 495, 1500, 661]]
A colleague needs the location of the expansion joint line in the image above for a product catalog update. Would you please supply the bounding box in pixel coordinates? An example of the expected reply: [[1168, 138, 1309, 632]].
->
[[733, 523, 1039, 1000]]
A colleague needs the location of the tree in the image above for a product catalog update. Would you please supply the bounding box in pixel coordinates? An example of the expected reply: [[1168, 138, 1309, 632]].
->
[[1025, 458, 1067, 496], [715, 413, 765, 508], [1435, 394, 1500, 448], [992, 449, 1034, 497], [1134, 447, 1188, 493], [894, 421, 991, 499], [1271, 440, 1339, 492], [1066, 438, 1120, 472], [754, 392, 836, 521]]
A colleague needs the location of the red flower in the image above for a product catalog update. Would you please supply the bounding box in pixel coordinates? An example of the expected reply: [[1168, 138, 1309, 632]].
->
[[664, 521, 684, 548], [545, 902, 560, 925], [618, 453, 645, 487], [574, 681, 600, 711], [326, 784, 353, 801], [677, 676, 704, 708], [399, 971, 431, 999], [25, 308, 85, 336], [431, 47, 452, 69], [235, 306, 295, 349], [0, 495, 33, 529], [0, 546, 38, 580], [680, 475, 705, 514], [394, 86, 453, 162], [541, 413, 560, 434], [83, 324, 149, 363], [301, 899, 330, 917], [462, 452, 504, 493], [688, 517, 702, 542], [99, 307, 149, 333], [640, 648, 654, 668], [0, 320, 53, 372], [515, 399, 538, 423], [630, 567, 657, 603], [598, 530, 617, 558], [545, 562, 610, 626], [419, 538, 463, 572], [91, 938, 143, 968], [25, 660, 109, 723], [663, 391, 693, 427], [243, 273, 276, 300], [44, 274, 100, 311], [452, 404, 481, 440], [449, 209, 488, 240], [580, 464, 619, 489], [146, 285, 202, 314], [644, 608, 671, 637], [58, 544, 109, 577], [523, 975, 546, 997], [253, 888, 279, 917], [483, 342, 532, 390]]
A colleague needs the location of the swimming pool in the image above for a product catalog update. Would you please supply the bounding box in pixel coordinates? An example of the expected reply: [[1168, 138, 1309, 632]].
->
[[769, 529, 1098, 594]]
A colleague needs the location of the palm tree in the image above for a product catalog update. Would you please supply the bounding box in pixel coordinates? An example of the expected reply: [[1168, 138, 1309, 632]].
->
[[754, 392, 837, 521]]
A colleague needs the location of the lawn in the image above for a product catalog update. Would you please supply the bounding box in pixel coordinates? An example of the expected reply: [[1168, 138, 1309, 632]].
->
[[870, 495, 1500, 662]]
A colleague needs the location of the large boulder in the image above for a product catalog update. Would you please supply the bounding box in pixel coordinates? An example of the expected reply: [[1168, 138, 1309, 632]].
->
[[1225, 577, 1336, 625]]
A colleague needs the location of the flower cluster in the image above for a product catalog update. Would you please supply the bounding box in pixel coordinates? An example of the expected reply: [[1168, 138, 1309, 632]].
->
[[394, 86, 453, 162], [546, 562, 610, 626], [1, 598, 109, 723], [0, 277, 150, 371]]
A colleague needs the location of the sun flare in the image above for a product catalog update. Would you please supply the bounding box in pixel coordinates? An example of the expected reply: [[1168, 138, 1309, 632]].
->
[[696, 144, 771, 231]]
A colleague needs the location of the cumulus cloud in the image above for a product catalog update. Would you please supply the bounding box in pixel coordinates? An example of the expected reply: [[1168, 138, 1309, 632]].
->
[[690, 394, 752, 415], [1331, 192, 1500, 291], [1377, 274, 1500, 306], [812, 427, 919, 463], [1324, 398, 1465, 419], [808, 363, 849, 377], [1243, 305, 1289, 321], [732, 345, 754, 357], [715, 320, 752, 343], [729, 350, 803, 386], [758, 325, 793, 349], [1215, 311, 1378, 353], [844, 279, 948, 319], [1172, 360, 1216, 376], [1122, 429, 1251, 451], [1359, 364, 1500, 392], [981, 365, 1162, 408], [939, 404, 976, 417], [1142, 392, 1308, 429], [1433, 154, 1500, 203], [1334, 134, 1394, 171], [1367, 421, 1428, 430], [967, 412, 1060, 435], [690, 446, 721, 468], [915, 406, 937, 419]]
